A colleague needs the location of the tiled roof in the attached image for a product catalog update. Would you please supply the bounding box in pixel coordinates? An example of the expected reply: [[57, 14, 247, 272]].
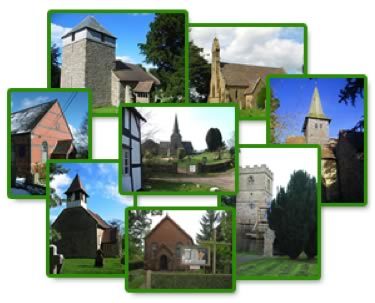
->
[[64, 174, 89, 197], [133, 81, 154, 93], [113, 60, 160, 84], [62, 16, 116, 39]]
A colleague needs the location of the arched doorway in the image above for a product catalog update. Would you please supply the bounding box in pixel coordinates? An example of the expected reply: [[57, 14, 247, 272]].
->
[[159, 255, 168, 271]]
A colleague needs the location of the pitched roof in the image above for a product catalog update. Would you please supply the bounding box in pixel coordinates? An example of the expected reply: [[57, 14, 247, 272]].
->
[[307, 86, 329, 120], [133, 81, 154, 93], [145, 215, 194, 244], [127, 107, 146, 122], [11, 100, 57, 135], [182, 141, 194, 154], [86, 209, 112, 229], [285, 136, 306, 144], [220, 62, 285, 87], [113, 60, 160, 84], [51, 139, 75, 156], [62, 16, 116, 39], [64, 174, 89, 197]]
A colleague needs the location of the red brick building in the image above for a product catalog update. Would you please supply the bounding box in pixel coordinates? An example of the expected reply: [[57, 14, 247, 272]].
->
[[11, 100, 76, 184], [144, 215, 194, 271]]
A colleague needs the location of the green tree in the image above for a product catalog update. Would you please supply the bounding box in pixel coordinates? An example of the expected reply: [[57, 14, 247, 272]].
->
[[338, 78, 365, 106], [267, 170, 317, 259], [205, 128, 223, 152], [196, 210, 219, 242], [74, 112, 89, 158], [189, 41, 210, 102], [49, 164, 69, 207], [270, 93, 281, 143], [256, 86, 267, 109], [51, 44, 61, 88], [138, 14, 186, 101]]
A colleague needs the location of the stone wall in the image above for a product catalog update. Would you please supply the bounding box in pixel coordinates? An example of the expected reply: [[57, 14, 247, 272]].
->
[[61, 39, 87, 88], [305, 118, 330, 145]]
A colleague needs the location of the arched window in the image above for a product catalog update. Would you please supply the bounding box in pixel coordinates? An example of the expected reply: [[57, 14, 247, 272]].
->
[[176, 242, 183, 258], [41, 142, 48, 163], [151, 243, 157, 258]]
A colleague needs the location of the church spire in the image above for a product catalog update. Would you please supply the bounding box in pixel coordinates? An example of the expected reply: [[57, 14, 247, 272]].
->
[[307, 86, 328, 119], [173, 114, 180, 135]]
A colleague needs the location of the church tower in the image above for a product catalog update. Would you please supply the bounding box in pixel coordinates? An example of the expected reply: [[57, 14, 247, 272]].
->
[[170, 114, 183, 155], [60, 16, 116, 107], [302, 85, 331, 145], [208, 37, 222, 102], [64, 174, 89, 209]]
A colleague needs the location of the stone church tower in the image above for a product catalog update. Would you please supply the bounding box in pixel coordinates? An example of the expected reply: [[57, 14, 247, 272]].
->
[[170, 115, 183, 155], [302, 86, 331, 145], [237, 165, 273, 254], [60, 16, 116, 107], [208, 37, 224, 102]]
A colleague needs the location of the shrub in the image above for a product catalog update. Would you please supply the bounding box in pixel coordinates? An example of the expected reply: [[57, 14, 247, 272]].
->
[[129, 260, 144, 270], [177, 148, 186, 160]]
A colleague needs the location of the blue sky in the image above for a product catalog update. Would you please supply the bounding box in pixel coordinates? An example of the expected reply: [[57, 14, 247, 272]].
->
[[138, 107, 236, 151], [271, 78, 364, 142], [11, 91, 88, 132], [51, 13, 156, 68], [50, 163, 132, 224]]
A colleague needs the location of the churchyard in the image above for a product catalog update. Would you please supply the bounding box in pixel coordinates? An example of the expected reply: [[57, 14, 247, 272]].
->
[[126, 208, 234, 291]]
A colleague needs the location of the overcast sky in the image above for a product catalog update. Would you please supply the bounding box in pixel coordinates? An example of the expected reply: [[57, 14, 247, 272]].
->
[[240, 147, 317, 198], [148, 210, 224, 243], [138, 107, 235, 151], [190, 27, 304, 73]]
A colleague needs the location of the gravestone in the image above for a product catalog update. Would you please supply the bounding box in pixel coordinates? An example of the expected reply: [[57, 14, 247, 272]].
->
[[49, 245, 64, 274], [263, 227, 275, 257], [94, 249, 104, 267]]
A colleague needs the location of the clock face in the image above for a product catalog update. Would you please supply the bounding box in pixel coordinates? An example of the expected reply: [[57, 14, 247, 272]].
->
[[248, 175, 254, 184]]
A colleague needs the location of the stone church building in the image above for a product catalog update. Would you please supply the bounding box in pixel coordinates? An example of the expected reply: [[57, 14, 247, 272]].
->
[[286, 85, 364, 203], [159, 115, 194, 156], [11, 100, 76, 186], [60, 16, 160, 107], [52, 174, 121, 258], [236, 165, 274, 255], [208, 37, 285, 109], [144, 215, 194, 271]]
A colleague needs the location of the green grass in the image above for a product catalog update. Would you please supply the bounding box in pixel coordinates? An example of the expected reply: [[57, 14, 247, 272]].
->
[[142, 179, 214, 192], [93, 106, 118, 114], [129, 269, 146, 289], [61, 258, 123, 275], [239, 108, 266, 119], [237, 256, 319, 277]]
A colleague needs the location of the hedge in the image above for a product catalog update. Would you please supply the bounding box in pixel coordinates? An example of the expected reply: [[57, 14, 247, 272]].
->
[[151, 273, 232, 289], [129, 260, 144, 271]]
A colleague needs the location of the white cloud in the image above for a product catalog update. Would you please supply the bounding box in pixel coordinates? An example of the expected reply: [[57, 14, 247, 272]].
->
[[50, 173, 72, 197], [116, 55, 134, 63], [105, 182, 131, 205], [190, 27, 304, 73], [21, 96, 50, 109], [51, 23, 71, 48]]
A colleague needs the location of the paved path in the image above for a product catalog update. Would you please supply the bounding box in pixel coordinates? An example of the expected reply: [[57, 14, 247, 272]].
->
[[149, 170, 235, 191], [237, 254, 264, 265]]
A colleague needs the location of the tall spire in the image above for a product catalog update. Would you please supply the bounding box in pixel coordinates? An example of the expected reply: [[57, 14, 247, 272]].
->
[[307, 86, 328, 119], [173, 114, 180, 135]]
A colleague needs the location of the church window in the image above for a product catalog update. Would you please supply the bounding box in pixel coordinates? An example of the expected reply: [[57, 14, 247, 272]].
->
[[266, 179, 271, 191], [320, 123, 322, 128], [41, 142, 48, 163], [151, 243, 157, 258], [101, 33, 105, 42], [176, 242, 183, 258], [71, 33, 75, 42], [248, 175, 254, 184], [123, 148, 130, 176], [315, 123, 318, 128], [249, 202, 255, 209]]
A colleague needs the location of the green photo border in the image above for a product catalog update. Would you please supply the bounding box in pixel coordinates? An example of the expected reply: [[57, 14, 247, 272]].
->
[[125, 205, 236, 293], [265, 74, 368, 207], [46, 158, 131, 278], [47, 9, 190, 118], [236, 144, 322, 280], [189, 23, 308, 121], [7, 88, 93, 200], [119, 102, 239, 196]]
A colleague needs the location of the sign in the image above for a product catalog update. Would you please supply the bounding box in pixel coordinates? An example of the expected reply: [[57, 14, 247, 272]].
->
[[181, 246, 209, 266], [189, 165, 196, 173]]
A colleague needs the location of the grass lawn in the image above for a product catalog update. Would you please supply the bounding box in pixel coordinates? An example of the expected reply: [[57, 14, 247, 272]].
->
[[237, 256, 319, 278], [61, 258, 123, 275], [128, 269, 146, 289], [239, 108, 266, 119], [93, 106, 118, 115], [142, 179, 214, 192]]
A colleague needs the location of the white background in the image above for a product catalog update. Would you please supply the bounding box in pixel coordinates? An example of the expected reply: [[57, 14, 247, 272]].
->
[[0, 0, 373, 302]]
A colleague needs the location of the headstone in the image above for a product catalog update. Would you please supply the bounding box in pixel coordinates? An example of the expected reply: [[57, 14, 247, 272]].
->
[[49, 244, 64, 274], [94, 249, 104, 267], [263, 227, 275, 257]]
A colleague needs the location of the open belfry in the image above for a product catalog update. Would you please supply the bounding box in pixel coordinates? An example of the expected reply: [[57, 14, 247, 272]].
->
[[52, 174, 121, 258], [236, 165, 274, 255]]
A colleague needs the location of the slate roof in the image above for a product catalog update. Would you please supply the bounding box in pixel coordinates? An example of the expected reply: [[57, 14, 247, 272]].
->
[[220, 62, 285, 87], [133, 81, 154, 93], [86, 208, 112, 229], [113, 60, 160, 84], [11, 100, 57, 135], [51, 139, 75, 156], [182, 141, 194, 154], [62, 16, 116, 39], [64, 174, 89, 197], [145, 214, 194, 244]]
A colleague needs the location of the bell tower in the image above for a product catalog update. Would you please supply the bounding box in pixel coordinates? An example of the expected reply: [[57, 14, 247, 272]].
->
[[302, 85, 331, 145], [64, 174, 89, 209]]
